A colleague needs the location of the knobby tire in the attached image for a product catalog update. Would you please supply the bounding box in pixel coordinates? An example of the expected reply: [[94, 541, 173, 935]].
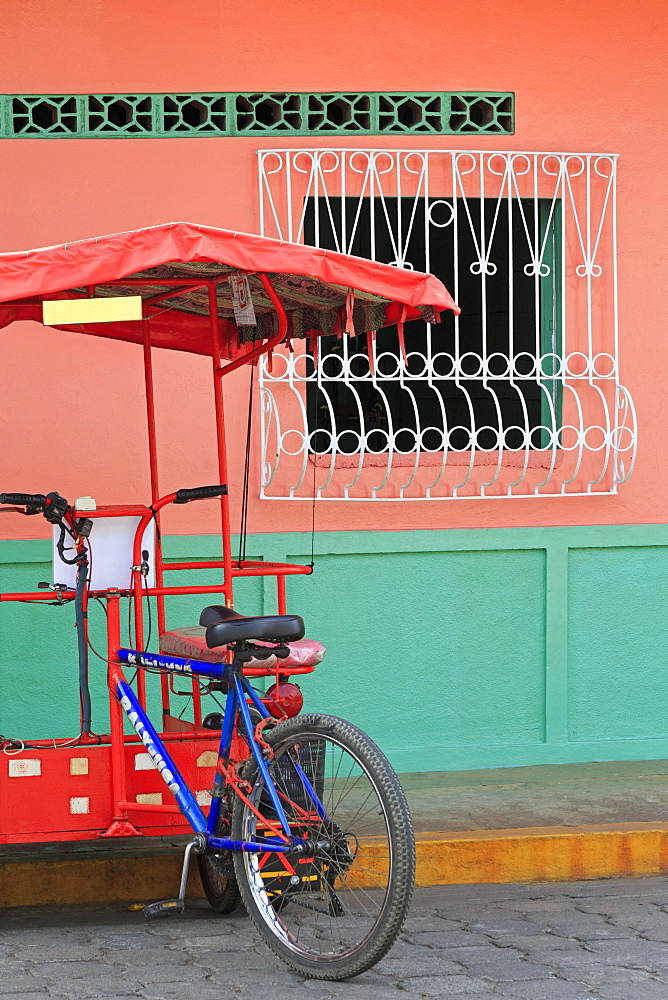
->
[[231, 713, 415, 980]]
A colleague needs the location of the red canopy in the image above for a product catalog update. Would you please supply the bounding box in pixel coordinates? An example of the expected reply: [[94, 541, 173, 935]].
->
[[0, 222, 458, 358]]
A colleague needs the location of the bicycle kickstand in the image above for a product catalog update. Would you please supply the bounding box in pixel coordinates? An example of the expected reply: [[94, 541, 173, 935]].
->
[[143, 834, 206, 920]]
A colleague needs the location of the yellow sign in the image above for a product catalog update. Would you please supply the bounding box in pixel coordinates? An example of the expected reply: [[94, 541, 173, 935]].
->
[[42, 296, 143, 325]]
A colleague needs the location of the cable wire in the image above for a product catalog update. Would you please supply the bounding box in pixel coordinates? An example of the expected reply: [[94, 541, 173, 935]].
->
[[237, 360, 255, 567]]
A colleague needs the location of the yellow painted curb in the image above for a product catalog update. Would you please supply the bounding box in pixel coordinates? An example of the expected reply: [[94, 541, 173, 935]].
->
[[4, 822, 668, 907], [414, 822, 668, 887], [0, 854, 206, 908]]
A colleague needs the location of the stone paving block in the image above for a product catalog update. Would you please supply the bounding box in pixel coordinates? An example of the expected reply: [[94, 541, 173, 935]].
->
[[405, 930, 492, 947], [390, 942, 430, 963], [125, 964, 211, 984], [401, 915, 463, 931], [493, 981, 597, 999], [55, 978, 141, 1000], [263, 991, 344, 1000], [25, 960, 114, 979], [19, 946, 106, 964], [319, 986, 409, 999], [170, 932, 249, 950], [499, 901, 586, 914], [603, 906, 668, 924], [118, 950, 193, 966], [426, 944, 512, 964], [396, 974, 497, 995], [568, 879, 668, 897], [5, 995, 63, 1000], [0, 930, 81, 947], [491, 934, 583, 952], [594, 983, 668, 999], [60, 996, 139, 1000], [463, 958, 554, 981], [202, 965, 302, 985], [469, 918, 547, 936], [291, 987, 349, 1000], [0, 956, 32, 971], [585, 937, 668, 968], [381, 939, 435, 957], [544, 919, 626, 941], [87, 931, 157, 949], [557, 964, 652, 985], [574, 898, 661, 916], [196, 947, 283, 970], [149, 919, 251, 937], [0, 975, 56, 993], [303, 976, 412, 996], [138, 984, 271, 1000], [372, 954, 463, 977], [435, 904, 522, 922], [605, 917, 668, 941]]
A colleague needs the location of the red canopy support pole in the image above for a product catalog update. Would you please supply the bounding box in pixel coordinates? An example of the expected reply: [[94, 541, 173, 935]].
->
[[141, 317, 169, 716], [208, 283, 234, 608], [277, 574, 287, 615], [212, 275, 289, 616]]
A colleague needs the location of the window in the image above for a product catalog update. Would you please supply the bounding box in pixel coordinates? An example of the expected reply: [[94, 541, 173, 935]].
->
[[258, 149, 635, 499]]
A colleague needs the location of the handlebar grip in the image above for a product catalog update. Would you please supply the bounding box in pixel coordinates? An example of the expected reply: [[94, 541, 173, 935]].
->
[[0, 493, 47, 507], [173, 484, 228, 505]]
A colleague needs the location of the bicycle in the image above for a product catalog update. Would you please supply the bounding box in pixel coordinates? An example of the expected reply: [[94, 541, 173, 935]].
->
[[0, 489, 416, 981]]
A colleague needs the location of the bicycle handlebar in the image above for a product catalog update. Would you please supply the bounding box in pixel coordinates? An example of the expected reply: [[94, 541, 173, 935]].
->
[[0, 491, 69, 526], [173, 484, 228, 504], [0, 492, 47, 507], [1, 485, 228, 516]]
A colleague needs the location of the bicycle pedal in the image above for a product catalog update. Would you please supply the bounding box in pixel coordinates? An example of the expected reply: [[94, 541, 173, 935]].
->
[[142, 898, 185, 920]]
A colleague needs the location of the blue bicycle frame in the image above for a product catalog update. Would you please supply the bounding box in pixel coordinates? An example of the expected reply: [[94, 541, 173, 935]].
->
[[115, 648, 321, 855]]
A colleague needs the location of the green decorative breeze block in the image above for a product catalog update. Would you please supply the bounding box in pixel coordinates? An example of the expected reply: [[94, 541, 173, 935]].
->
[[0, 92, 514, 138], [86, 95, 154, 134], [10, 95, 81, 135]]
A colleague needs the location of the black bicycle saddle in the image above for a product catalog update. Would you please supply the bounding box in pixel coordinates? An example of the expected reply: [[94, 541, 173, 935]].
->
[[199, 604, 305, 647]]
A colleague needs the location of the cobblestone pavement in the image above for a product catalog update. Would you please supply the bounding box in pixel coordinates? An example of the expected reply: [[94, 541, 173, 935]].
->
[[4, 878, 668, 999]]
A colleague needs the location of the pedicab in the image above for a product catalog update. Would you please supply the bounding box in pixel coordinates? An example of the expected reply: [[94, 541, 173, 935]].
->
[[0, 222, 457, 976]]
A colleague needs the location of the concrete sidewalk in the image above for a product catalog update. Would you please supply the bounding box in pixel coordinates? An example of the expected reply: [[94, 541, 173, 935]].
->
[[5, 879, 668, 999], [404, 760, 668, 833]]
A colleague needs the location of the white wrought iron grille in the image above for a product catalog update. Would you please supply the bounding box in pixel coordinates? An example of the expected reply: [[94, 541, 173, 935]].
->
[[257, 149, 636, 500]]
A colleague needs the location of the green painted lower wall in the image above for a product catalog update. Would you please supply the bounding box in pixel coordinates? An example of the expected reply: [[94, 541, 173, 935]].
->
[[2, 524, 668, 773]]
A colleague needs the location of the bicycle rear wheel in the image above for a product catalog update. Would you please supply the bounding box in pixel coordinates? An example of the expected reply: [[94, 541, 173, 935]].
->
[[231, 713, 415, 980], [198, 851, 241, 914], [198, 804, 242, 914]]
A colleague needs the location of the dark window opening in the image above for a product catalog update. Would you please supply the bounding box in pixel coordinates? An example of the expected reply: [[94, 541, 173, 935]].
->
[[304, 196, 562, 453]]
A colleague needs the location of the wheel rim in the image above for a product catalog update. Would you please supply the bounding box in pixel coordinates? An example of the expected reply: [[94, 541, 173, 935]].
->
[[240, 731, 394, 963]]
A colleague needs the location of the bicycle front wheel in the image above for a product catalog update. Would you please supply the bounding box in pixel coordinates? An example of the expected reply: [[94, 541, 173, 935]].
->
[[231, 713, 415, 980]]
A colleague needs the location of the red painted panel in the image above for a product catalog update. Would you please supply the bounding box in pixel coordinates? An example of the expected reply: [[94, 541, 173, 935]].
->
[[0, 736, 239, 844]]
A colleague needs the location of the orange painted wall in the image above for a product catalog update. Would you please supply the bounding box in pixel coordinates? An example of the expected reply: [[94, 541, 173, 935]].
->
[[1, 0, 666, 539]]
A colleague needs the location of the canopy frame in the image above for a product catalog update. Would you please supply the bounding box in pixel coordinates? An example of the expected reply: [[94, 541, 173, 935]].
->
[[0, 223, 455, 844]]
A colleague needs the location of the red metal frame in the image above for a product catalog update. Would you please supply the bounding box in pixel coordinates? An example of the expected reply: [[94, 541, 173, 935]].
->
[[0, 272, 313, 845]]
